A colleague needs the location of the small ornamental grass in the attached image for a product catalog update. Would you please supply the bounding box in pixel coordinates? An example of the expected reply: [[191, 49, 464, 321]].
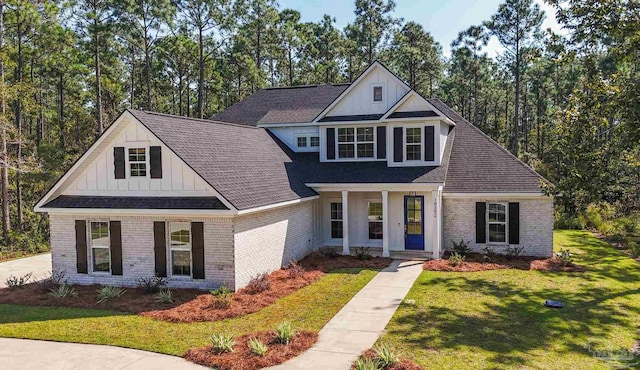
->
[[210, 333, 235, 354], [374, 343, 399, 368], [48, 283, 77, 299], [247, 337, 268, 356], [155, 289, 173, 304], [96, 286, 126, 304], [353, 356, 382, 370], [275, 321, 294, 344]]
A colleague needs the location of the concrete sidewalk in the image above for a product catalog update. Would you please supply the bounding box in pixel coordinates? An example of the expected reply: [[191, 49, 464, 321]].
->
[[0, 338, 207, 370], [270, 259, 423, 370], [0, 253, 51, 287]]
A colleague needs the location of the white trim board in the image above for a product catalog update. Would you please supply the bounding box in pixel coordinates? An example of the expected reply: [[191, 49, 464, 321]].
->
[[443, 192, 550, 199], [306, 183, 443, 192]]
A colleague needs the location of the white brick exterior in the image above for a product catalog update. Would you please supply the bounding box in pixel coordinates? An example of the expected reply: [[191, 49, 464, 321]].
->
[[233, 200, 318, 288], [442, 196, 554, 257], [48, 199, 318, 291]]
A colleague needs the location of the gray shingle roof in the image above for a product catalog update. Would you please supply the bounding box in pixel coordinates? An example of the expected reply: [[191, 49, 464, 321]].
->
[[128, 110, 316, 210], [428, 98, 547, 193], [45, 196, 228, 210], [212, 84, 349, 126]]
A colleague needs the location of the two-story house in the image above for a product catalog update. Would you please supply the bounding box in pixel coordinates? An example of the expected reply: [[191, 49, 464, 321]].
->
[[35, 62, 553, 290]]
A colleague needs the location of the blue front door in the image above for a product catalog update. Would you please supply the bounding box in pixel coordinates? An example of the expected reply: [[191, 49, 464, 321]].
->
[[404, 195, 424, 250]]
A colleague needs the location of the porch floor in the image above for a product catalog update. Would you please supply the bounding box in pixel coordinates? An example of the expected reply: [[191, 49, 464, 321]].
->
[[343, 246, 434, 261]]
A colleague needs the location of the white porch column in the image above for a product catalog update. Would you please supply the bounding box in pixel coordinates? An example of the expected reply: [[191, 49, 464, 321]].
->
[[432, 187, 443, 259], [341, 190, 349, 255], [382, 190, 390, 257]]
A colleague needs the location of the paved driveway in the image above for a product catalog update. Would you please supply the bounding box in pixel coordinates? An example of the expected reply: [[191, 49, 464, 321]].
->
[[0, 338, 207, 370], [0, 253, 52, 287]]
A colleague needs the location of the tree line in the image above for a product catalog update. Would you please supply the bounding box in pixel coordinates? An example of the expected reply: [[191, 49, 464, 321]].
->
[[0, 0, 638, 250]]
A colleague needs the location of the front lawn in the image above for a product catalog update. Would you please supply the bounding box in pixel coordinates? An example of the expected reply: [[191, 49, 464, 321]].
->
[[0, 268, 377, 355], [379, 230, 640, 369]]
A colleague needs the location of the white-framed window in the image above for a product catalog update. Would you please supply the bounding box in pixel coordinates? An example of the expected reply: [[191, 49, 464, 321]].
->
[[297, 136, 308, 148], [128, 147, 147, 177], [373, 85, 383, 102], [368, 202, 383, 240], [337, 127, 375, 159], [89, 221, 110, 273], [405, 127, 422, 161], [330, 202, 343, 239], [310, 136, 320, 147], [169, 222, 192, 277], [487, 203, 507, 243]]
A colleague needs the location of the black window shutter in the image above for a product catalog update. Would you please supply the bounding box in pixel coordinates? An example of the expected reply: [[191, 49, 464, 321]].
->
[[424, 126, 435, 161], [376, 126, 386, 159], [153, 221, 167, 277], [114, 147, 125, 179], [326, 128, 335, 160], [509, 202, 520, 244], [393, 127, 403, 162], [191, 222, 205, 279], [150, 146, 162, 179], [475, 202, 486, 244], [109, 221, 123, 275], [75, 220, 88, 274]]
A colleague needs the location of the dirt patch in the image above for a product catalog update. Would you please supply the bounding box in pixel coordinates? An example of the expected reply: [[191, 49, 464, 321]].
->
[[0, 254, 391, 323], [355, 349, 424, 370], [143, 254, 391, 323], [423, 252, 585, 273], [184, 331, 318, 370]]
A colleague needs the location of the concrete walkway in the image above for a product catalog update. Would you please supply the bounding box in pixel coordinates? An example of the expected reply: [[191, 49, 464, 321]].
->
[[0, 253, 51, 287], [271, 259, 423, 370], [0, 338, 207, 370]]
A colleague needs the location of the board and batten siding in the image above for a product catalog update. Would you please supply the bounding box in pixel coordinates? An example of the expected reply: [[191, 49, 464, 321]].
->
[[268, 126, 320, 152], [233, 200, 317, 289], [442, 196, 554, 257], [61, 115, 215, 197], [49, 214, 235, 289]]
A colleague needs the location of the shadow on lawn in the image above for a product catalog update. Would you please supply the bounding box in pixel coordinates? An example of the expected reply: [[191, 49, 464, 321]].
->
[[389, 231, 640, 367], [0, 303, 130, 324]]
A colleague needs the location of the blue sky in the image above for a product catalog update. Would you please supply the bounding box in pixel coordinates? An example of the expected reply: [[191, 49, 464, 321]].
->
[[277, 0, 564, 59]]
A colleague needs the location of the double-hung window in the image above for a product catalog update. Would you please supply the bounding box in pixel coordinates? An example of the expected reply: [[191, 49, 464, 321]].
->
[[405, 128, 422, 161], [330, 202, 343, 239], [170, 222, 192, 276], [337, 127, 374, 159], [368, 202, 383, 240], [90, 221, 110, 273], [128, 148, 147, 177], [297, 137, 308, 148], [488, 203, 507, 243], [310, 136, 320, 147]]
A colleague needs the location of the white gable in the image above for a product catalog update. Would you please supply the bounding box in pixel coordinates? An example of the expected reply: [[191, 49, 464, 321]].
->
[[394, 93, 433, 112], [44, 113, 216, 203], [320, 63, 410, 118]]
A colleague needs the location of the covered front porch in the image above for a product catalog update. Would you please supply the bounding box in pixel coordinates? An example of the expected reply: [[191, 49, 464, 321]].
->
[[308, 184, 444, 259]]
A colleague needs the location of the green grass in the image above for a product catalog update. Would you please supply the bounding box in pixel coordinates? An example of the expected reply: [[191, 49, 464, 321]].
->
[[378, 230, 640, 369], [0, 268, 378, 355]]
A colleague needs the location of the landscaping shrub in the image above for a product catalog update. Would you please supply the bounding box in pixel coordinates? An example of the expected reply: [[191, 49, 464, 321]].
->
[[628, 240, 640, 258], [155, 289, 173, 303], [353, 356, 381, 370], [210, 282, 232, 297], [136, 276, 166, 294], [555, 249, 574, 267], [554, 211, 584, 229], [374, 343, 399, 368], [5, 273, 33, 288], [275, 322, 294, 344], [210, 293, 233, 309], [451, 239, 471, 256], [39, 269, 68, 290], [97, 286, 126, 304], [505, 245, 525, 260], [245, 273, 271, 294], [48, 283, 77, 299], [355, 247, 373, 260], [448, 252, 465, 267], [481, 246, 496, 261], [584, 203, 614, 230], [320, 247, 339, 258], [287, 259, 306, 279], [210, 333, 235, 354], [247, 337, 268, 356]]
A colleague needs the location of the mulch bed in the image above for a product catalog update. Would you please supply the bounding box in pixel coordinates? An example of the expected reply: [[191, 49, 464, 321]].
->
[[355, 349, 424, 370], [143, 254, 391, 323], [0, 254, 391, 323], [184, 331, 318, 370], [423, 252, 586, 272]]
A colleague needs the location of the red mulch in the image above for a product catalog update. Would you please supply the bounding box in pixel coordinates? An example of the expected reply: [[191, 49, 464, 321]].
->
[[423, 252, 586, 272], [184, 331, 318, 370], [142, 254, 391, 323], [355, 349, 424, 370]]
